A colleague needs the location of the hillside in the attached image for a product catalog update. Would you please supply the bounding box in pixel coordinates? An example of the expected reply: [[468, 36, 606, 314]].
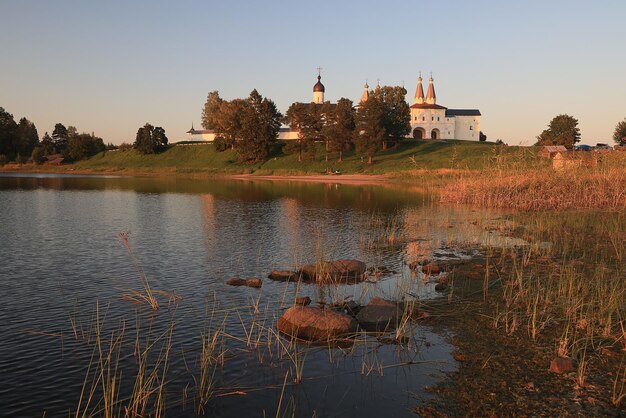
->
[[71, 140, 541, 176]]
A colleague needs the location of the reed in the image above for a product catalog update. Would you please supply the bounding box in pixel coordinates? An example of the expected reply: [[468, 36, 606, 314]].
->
[[118, 231, 159, 310], [440, 152, 626, 211]]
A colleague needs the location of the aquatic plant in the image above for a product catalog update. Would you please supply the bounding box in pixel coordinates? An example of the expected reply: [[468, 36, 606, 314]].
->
[[118, 231, 159, 310]]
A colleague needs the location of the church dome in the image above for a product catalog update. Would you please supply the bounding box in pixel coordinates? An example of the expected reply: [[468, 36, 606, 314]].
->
[[313, 75, 325, 92]]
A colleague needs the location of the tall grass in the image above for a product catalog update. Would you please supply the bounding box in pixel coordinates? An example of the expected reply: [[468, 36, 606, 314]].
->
[[118, 231, 159, 310], [440, 152, 626, 211], [489, 211, 625, 393]]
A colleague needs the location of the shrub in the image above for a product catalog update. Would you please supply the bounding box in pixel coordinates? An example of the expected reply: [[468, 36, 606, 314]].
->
[[31, 147, 44, 164]]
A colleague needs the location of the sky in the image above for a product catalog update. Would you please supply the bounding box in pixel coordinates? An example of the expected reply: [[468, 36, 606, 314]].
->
[[1, 0, 625, 146]]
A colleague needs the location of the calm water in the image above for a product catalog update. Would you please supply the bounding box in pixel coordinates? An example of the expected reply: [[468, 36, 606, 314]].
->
[[0, 173, 513, 417]]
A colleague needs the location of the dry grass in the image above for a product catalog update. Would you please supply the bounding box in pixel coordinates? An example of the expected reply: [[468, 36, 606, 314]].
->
[[440, 153, 626, 211]]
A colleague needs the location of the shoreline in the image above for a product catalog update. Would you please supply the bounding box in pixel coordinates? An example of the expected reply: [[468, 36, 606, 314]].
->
[[0, 165, 394, 185]]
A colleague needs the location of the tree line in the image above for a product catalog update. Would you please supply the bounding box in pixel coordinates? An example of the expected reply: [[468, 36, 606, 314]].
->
[[0, 106, 108, 165], [0, 105, 170, 164], [201, 85, 411, 164]]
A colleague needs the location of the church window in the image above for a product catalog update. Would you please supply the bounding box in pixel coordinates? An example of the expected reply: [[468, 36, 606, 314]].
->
[[422, 117, 425, 121], [437, 117, 440, 121], [431, 117, 434, 121], [469, 126, 473, 130]]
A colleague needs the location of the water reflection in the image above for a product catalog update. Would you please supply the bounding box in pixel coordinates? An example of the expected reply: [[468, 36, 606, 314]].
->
[[0, 173, 526, 417]]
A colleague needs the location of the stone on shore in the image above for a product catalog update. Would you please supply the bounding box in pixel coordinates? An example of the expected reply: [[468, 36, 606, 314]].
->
[[277, 306, 358, 342], [299, 259, 366, 283], [356, 297, 402, 332], [549, 357, 575, 374], [227, 277, 262, 288], [422, 263, 441, 275]]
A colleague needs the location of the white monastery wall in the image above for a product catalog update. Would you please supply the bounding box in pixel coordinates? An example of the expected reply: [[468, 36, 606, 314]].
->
[[454, 116, 480, 141]]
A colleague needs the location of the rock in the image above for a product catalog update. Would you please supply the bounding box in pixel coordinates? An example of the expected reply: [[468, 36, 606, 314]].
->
[[267, 270, 298, 282], [245, 278, 263, 288], [422, 263, 441, 275], [549, 357, 574, 374], [227, 277, 262, 288], [434, 283, 448, 292], [356, 297, 402, 332], [276, 306, 358, 342], [226, 277, 247, 286], [299, 259, 366, 283], [295, 296, 311, 306]]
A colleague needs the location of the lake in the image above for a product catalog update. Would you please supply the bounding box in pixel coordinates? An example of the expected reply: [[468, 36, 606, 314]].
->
[[0, 173, 526, 417]]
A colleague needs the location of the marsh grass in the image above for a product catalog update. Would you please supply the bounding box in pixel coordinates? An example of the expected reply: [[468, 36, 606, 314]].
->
[[440, 151, 626, 211], [486, 211, 626, 395]]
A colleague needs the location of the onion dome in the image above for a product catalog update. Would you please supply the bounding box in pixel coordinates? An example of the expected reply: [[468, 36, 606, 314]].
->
[[313, 75, 325, 92]]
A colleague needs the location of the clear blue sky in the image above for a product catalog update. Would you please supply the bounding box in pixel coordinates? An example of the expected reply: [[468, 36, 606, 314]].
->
[[1, 0, 625, 145]]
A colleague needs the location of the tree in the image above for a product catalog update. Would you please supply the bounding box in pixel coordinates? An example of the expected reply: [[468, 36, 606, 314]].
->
[[52, 123, 69, 153], [284, 102, 322, 162], [479, 131, 487, 142], [134, 123, 168, 154], [355, 95, 386, 164], [64, 131, 106, 162], [369, 85, 410, 149], [322, 98, 355, 162], [213, 98, 248, 151], [15, 117, 39, 157], [0, 107, 18, 160], [40, 132, 55, 155], [613, 118, 626, 145], [238, 89, 282, 163], [201, 91, 223, 130], [535, 114, 580, 149]]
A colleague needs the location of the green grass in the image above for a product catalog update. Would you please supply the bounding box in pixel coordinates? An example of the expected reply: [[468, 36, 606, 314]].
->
[[71, 140, 541, 176]]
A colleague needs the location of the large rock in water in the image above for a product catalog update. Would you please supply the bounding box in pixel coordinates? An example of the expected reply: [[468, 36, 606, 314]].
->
[[267, 270, 298, 282], [299, 259, 366, 283], [226, 277, 262, 288], [356, 297, 402, 332], [277, 306, 358, 342]]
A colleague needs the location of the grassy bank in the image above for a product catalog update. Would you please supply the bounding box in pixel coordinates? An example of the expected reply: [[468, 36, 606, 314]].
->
[[60, 140, 541, 176]]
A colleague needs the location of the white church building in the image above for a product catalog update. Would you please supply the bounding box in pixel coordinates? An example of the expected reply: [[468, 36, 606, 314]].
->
[[408, 74, 481, 140], [187, 72, 481, 142]]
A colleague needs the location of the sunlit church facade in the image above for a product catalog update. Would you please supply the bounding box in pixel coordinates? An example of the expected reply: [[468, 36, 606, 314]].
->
[[187, 72, 481, 142]]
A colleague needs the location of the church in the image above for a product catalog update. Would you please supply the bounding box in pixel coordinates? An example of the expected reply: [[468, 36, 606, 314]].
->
[[186, 72, 481, 142], [407, 74, 481, 140]]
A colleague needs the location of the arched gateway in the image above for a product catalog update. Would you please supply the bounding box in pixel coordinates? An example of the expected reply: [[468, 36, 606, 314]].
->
[[412, 127, 426, 139]]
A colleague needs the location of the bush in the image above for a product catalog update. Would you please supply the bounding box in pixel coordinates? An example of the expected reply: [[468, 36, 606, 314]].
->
[[31, 147, 44, 164], [118, 142, 133, 152], [213, 136, 229, 152], [0, 154, 8, 166]]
